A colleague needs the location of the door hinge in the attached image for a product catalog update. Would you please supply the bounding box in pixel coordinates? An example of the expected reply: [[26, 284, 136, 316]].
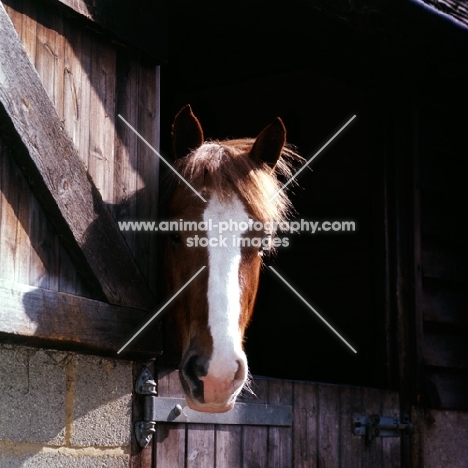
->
[[353, 414, 413, 443], [134, 366, 158, 448]]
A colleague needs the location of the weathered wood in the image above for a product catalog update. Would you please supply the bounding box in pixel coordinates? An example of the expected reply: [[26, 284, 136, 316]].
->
[[338, 385, 362, 468], [426, 369, 468, 410], [317, 383, 340, 467], [362, 387, 383, 468], [148, 372, 403, 466], [186, 423, 215, 467], [0, 133, 88, 295], [0, 278, 157, 356], [422, 281, 468, 327], [381, 390, 401, 468], [421, 0, 468, 27], [422, 247, 467, 285], [88, 32, 116, 203], [134, 62, 160, 287], [424, 327, 468, 370], [215, 424, 242, 468], [292, 381, 318, 467], [113, 53, 140, 257], [268, 378, 293, 467], [241, 377, 269, 467], [0, 138, 23, 283], [0, 3, 154, 310], [154, 368, 186, 468]]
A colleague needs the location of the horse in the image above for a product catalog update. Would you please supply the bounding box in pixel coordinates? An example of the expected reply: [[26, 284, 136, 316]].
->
[[162, 105, 302, 413]]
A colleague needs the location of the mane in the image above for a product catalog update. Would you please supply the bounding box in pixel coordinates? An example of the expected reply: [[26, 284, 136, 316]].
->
[[161, 138, 303, 226]]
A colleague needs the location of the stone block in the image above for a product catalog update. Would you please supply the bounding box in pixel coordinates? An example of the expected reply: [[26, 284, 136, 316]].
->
[[0, 345, 66, 445], [70, 354, 133, 447], [0, 454, 130, 468]]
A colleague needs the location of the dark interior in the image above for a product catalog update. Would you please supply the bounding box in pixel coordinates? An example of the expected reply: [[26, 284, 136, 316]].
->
[[159, 1, 468, 390]]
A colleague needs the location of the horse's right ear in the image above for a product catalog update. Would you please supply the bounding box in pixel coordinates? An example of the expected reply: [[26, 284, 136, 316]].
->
[[250, 117, 286, 169], [172, 105, 204, 160]]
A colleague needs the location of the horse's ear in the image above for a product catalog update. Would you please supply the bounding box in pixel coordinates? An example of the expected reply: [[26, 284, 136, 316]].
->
[[250, 117, 286, 169], [172, 105, 204, 159]]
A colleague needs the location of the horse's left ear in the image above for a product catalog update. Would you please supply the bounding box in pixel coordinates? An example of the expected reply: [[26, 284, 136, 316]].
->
[[250, 117, 286, 169], [172, 104, 205, 160]]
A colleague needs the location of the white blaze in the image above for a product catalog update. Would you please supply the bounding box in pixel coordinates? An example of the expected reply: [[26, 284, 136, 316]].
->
[[203, 192, 248, 379]]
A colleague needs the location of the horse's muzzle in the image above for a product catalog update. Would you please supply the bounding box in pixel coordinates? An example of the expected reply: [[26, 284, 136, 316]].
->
[[179, 351, 247, 413]]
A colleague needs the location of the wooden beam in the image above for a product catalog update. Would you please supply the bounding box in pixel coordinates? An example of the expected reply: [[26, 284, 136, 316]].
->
[[0, 278, 160, 357], [0, 3, 154, 310], [421, 0, 468, 27]]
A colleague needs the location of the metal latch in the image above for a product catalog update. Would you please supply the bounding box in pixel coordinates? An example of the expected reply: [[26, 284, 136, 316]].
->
[[134, 366, 157, 448], [353, 414, 413, 443]]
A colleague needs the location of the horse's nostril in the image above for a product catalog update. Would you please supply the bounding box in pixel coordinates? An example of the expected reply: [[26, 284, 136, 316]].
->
[[234, 359, 247, 384], [183, 354, 207, 384]]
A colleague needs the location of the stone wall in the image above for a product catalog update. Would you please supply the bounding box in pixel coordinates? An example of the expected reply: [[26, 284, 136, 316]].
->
[[0, 344, 133, 467]]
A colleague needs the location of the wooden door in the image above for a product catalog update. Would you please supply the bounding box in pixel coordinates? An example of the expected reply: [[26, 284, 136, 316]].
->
[[152, 368, 400, 468]]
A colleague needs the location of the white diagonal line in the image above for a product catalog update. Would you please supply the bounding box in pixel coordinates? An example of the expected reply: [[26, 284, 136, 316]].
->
[[269, 266, 357, 353], [269, 115, 357, 202], [118, 114, 207, 202], [117, 266, 206, 354]]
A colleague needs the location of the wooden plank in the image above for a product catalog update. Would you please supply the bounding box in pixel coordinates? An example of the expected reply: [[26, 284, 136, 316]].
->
[[0, 139, 18, 282], [0, 136, 35, 287], [268, 378, 293, 467], [422, 281, 468, 327], [362, 387, 383, 468], [422, 247, 467, 285], [426, 370, 468, 410], [154, 368, 186, 468], [186, 423, 215, 467], [424, 327, 468, 370], [9, 149, 31, 286], [34, 2, 62, 112], [87, 33, 116, 203], [215, 354, 242, 466], [113, 52, 140, 257], [317, 383, 339, 467], [214, 424, 242, 468], [20, 0, 38, 78], [0, 3, 154, 310], [134, 62, 159, 285], [381, 390, 401, 468], [0, 278, 156, 356], [27, 0, 63, 293], [241, 376, 269, 468], [293, 381, 318, 468], [0, 133, 83, 294], [420, 0, 468, 27], [338, 385, 363, 468]]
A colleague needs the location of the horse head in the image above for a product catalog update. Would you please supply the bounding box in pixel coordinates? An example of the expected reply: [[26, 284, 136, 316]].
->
[[163, 105, 299, 412]]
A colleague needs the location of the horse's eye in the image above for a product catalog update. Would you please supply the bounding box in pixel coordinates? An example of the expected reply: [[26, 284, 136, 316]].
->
[[259, 234, 272, 256], [170, 232, 182, 245]]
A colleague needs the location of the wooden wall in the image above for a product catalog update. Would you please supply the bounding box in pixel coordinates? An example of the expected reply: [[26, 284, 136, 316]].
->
[[418, 96, 468, 410], [1, 0, 160, 296]]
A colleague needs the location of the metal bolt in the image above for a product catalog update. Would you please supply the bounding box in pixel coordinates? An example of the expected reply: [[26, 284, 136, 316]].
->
[[174, 404, 183, 416]]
